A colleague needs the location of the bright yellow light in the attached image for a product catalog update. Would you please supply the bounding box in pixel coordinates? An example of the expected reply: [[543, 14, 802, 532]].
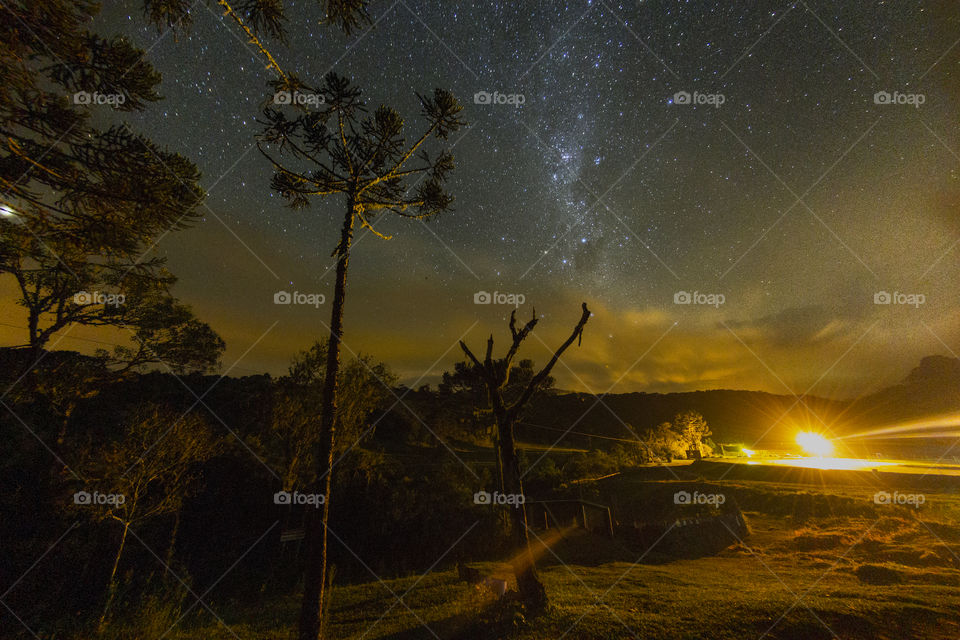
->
[[795, 431, 833, 457], [741, 448, 755, 457]]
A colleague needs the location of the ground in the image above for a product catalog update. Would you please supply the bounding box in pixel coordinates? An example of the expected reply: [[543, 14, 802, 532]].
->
[[164, 462, 960, 640]]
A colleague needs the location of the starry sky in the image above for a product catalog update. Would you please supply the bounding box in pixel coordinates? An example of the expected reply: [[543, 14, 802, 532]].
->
[[5, 1, 958, 398]]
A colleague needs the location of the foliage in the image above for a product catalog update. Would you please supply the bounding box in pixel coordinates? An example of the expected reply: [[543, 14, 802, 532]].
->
[[262, 339, 396, 490], [0, 0, 224, 373], [259, 71, 465, 229], [73, 404, 219, 529], [142, 0, 373, 38], [638, 411, 713, 462]]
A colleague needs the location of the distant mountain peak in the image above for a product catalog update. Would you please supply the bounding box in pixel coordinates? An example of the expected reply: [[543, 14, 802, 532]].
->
[[903, 355, 960, 387]]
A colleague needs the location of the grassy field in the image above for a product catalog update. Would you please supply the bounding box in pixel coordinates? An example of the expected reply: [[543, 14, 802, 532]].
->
[[161, 463, 960, 640]]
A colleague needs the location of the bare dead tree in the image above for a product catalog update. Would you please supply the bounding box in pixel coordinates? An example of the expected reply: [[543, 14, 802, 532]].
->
[[459, 302, 591, 609]]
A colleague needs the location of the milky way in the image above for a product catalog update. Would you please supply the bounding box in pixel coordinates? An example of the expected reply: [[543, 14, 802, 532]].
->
[[68, 1, 960, 394]]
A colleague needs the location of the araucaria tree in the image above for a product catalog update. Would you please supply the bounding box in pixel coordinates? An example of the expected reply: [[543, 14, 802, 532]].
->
[[459, 303, 592, 610], [0, 0, 224, 375], [259, 72, 464, 640]]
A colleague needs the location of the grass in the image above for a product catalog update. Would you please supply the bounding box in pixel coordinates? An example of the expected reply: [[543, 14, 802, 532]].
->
[[152, 465, 960, 639]]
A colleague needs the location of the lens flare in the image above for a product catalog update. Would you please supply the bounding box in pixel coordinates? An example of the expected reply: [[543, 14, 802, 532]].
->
[[795, 431, 833, 457]]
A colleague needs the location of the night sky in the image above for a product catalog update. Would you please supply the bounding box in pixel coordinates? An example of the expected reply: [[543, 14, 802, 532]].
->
[[6, 1, 958, 398]]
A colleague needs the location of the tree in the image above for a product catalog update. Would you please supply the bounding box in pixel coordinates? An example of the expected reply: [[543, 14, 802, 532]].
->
[[641, 421, 687, 462], [672, 410, 712, 458], [0, 1, 224, 375], [266, 339, 395, 491], [72, 405, 218, 632], [143, 0, 373, 39], [440, 359, 554, 501], [259, 73, 464, 640], [459, 303, 591, 610]]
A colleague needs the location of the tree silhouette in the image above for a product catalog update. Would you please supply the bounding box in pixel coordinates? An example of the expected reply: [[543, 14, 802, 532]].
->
[[259, 72, 464, 640], [0, 1, 224, 375], [72, 405, 218, 632], [440, 359, 554, 512], [265, 339, 395, 491], [143, 0, 373, 39], [459, 303, 591, 610]]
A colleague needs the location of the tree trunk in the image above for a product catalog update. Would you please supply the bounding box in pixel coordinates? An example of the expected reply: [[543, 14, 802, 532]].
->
[[493, 434, 509, 531], [496, 413, 547, 610], [165, 510, 181, 574], [298, 200, 356, 640], [98, 521, 129, 632]]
